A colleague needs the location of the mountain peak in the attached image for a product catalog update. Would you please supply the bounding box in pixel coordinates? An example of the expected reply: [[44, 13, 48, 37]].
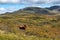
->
[[20, 7, 51, 14], [22, 7, 42, 11], [48, 5, 60, 10]]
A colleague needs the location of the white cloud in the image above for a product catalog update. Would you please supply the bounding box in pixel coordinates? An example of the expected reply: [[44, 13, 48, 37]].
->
[[0, 7, 19, 14], [10, 0, 20, 3], [0, 8, 5, 11], [0, 0, 60, 5], [20, 0, 60, 5], [0, 0, 20, 3], [6, 6, 19, 12], [0, 7, 7, 13], [0, 0, 8, 3]]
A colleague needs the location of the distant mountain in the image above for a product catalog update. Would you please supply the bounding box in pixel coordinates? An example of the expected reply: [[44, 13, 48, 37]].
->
[[20, 6, 60, 15], [47, 6, 60, 10], [46, 6, 60, 14], [47, 6, 60, 12], [1, 6, 60, 15], [18, 7, 52, 15]]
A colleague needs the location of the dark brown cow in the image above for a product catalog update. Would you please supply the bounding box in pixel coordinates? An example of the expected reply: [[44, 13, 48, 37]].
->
[[19, 25, 27, 30]]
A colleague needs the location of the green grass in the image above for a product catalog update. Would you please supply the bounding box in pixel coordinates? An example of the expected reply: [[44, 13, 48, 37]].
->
[[0, 13, 60, 40]]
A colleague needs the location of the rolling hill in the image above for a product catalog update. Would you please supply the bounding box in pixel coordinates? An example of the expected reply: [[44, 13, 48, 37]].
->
[[0, 6, 60, 40]]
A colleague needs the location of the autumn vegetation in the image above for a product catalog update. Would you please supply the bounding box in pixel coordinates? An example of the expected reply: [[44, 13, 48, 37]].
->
[[0, 6, 60, 40], [0, 13, 60, 40]]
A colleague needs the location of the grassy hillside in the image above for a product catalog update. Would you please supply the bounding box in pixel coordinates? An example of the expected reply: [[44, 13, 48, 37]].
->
[[0, 12, 60, 40]]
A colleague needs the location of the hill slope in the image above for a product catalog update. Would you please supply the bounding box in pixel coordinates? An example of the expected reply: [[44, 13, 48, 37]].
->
[[0, 6, 60, 40]]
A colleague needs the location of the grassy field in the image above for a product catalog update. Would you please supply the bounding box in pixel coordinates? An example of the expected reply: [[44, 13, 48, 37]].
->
[[0, 13, 60, 40]]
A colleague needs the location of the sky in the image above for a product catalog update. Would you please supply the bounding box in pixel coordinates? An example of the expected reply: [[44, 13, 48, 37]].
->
[[0, 0, 60, 14]]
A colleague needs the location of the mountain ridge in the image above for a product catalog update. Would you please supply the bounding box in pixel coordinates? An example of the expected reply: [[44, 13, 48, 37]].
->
[[1, 5, 60, 15]]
